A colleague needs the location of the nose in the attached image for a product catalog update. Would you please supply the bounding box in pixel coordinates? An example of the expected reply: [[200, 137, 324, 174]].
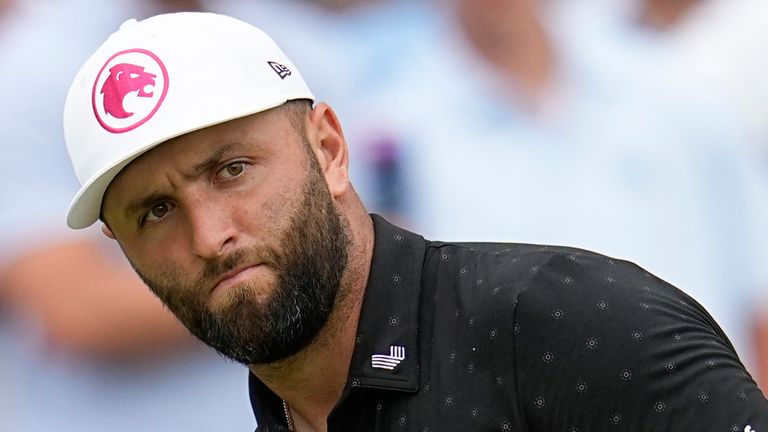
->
[[185, 194, 238, 260]]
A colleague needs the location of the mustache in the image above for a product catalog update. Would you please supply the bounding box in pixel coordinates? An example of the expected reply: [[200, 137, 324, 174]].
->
[[202, 246, 279, 283]]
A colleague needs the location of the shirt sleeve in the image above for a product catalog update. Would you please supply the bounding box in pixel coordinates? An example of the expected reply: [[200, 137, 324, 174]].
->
[[512, 251, 768, 432]]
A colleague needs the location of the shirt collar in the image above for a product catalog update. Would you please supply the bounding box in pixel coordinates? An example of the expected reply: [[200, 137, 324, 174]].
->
[[346, 214, 425, 393], [248, 214, 427, 426]]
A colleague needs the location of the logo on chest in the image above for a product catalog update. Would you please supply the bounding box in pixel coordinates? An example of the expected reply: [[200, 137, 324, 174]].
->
[[371, 345, 406, 370]]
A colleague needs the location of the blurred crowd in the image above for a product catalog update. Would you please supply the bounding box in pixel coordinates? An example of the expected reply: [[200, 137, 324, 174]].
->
[[1, 0, 767, 430]]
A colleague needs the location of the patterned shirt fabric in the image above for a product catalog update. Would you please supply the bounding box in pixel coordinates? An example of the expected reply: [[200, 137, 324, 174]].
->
[[249, 215, 768, 431]]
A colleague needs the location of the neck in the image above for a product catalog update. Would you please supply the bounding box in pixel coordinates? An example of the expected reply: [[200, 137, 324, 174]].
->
[[249, 198, 374, 431]]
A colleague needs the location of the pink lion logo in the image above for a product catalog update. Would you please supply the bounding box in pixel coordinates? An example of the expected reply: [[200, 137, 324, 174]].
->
[[100, 63, 157, 119], [92, 48, 169, 133]]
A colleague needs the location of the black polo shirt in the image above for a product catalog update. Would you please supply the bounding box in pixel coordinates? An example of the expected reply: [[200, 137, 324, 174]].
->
[[249, 215, 768, 431]]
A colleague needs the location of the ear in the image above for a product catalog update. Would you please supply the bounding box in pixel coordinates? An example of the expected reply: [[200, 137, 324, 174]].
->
[[101, 223, 116, 240], [306, 102, 350, 198]]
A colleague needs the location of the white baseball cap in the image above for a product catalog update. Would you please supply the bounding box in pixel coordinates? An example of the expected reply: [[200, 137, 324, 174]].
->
[[63, 12, 315, 229]]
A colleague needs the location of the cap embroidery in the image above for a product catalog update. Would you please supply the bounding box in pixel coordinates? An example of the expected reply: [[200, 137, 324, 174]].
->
[[92, 48, 169, 133], [267, 61, 291, 79]]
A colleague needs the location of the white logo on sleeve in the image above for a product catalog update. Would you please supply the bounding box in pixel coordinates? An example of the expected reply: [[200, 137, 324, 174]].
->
[[371, 345, 406, 370], [745, 426, 755, 432]]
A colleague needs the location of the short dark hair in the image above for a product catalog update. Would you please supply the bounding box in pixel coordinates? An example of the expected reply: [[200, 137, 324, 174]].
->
[[282, 99, 313, 137]]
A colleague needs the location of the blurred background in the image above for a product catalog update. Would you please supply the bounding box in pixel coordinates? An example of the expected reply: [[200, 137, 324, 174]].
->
[[1, 0, 768, 430]]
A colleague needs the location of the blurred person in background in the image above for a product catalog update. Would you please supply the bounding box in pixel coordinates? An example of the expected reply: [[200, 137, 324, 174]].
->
[[0, 1, 256, 430], [298, 0, 768, 390], [554, 0, 768, 163], [638, 0, 768, 393], [59, 9, 768, 429], [551, 0, 768, 388], [5, 0, 766, 429], [217, 0, 768, 389], [634, 0, 768, 225], [211, 0, 437, 221]]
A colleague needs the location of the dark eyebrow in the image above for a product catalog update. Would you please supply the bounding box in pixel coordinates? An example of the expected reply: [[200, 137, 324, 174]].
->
[[185, 143, 237, 180], [121, 143, 241, 220], [124, 192, 169, 221]]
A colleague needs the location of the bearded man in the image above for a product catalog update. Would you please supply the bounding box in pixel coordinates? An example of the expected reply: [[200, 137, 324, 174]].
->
[[62, 12, 768, 432]]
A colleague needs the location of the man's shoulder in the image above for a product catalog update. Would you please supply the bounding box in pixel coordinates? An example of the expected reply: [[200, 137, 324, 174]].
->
[[420, 239, 636, 326], [421, 238, 709, 330], [426, 239, 612, 267], [425, 238, 675, 291], [428, 239, 600, 257], [423, 239, 620, 289]]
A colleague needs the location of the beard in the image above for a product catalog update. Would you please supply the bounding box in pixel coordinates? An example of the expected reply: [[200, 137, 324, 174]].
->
[[130, 148, 350, 365]]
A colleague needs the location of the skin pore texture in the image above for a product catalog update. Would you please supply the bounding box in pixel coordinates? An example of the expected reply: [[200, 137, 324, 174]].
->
[[101, 101, 374, 432]]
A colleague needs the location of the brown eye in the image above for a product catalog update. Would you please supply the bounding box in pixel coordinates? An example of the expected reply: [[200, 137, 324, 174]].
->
[[151, 203, 168, 217], [145, 202, 172, 223], [227, 163, 243, 176], [218, 161, 247, 179]]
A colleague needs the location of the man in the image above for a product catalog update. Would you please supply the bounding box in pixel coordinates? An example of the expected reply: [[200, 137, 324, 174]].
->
[[1, 2, 253, 431], [62, 12, 767, 431]]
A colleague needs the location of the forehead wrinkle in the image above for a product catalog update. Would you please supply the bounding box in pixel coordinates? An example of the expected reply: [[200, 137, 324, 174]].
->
[[183, 142, 237, 181], [114, 141, 236, 221], [106, 112, 277, 224]]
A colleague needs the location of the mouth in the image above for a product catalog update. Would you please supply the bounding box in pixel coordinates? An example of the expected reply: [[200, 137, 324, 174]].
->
[[210, 264, 264, 298]]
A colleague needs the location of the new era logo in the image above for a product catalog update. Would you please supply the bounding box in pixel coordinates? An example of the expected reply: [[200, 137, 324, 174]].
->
[[372, 345, 406, 370], [268, 61, 291, 79]]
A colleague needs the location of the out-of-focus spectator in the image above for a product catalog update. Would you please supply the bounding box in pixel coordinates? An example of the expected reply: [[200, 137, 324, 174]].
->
[[551, 0, 768, 387], [6, 1, 765, 429], [0, 0, 255, 430], [454, 0, 553, 108], [635, 0, 702, 30], [295, 0, 768, 383], [214, 1, 768, 382], [643, 0, 768, 390], [212, 0, 437, 222], [669, 0, 768, 167]]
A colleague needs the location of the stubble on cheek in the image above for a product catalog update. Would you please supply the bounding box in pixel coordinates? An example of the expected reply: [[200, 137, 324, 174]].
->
[[118, 141, 350, 364]]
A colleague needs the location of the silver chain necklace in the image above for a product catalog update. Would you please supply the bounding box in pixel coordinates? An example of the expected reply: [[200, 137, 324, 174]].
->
[[282, 400, 295, 431]]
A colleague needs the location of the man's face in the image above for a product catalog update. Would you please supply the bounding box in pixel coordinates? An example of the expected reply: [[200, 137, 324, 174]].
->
[[101, 105, 349, 365]]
